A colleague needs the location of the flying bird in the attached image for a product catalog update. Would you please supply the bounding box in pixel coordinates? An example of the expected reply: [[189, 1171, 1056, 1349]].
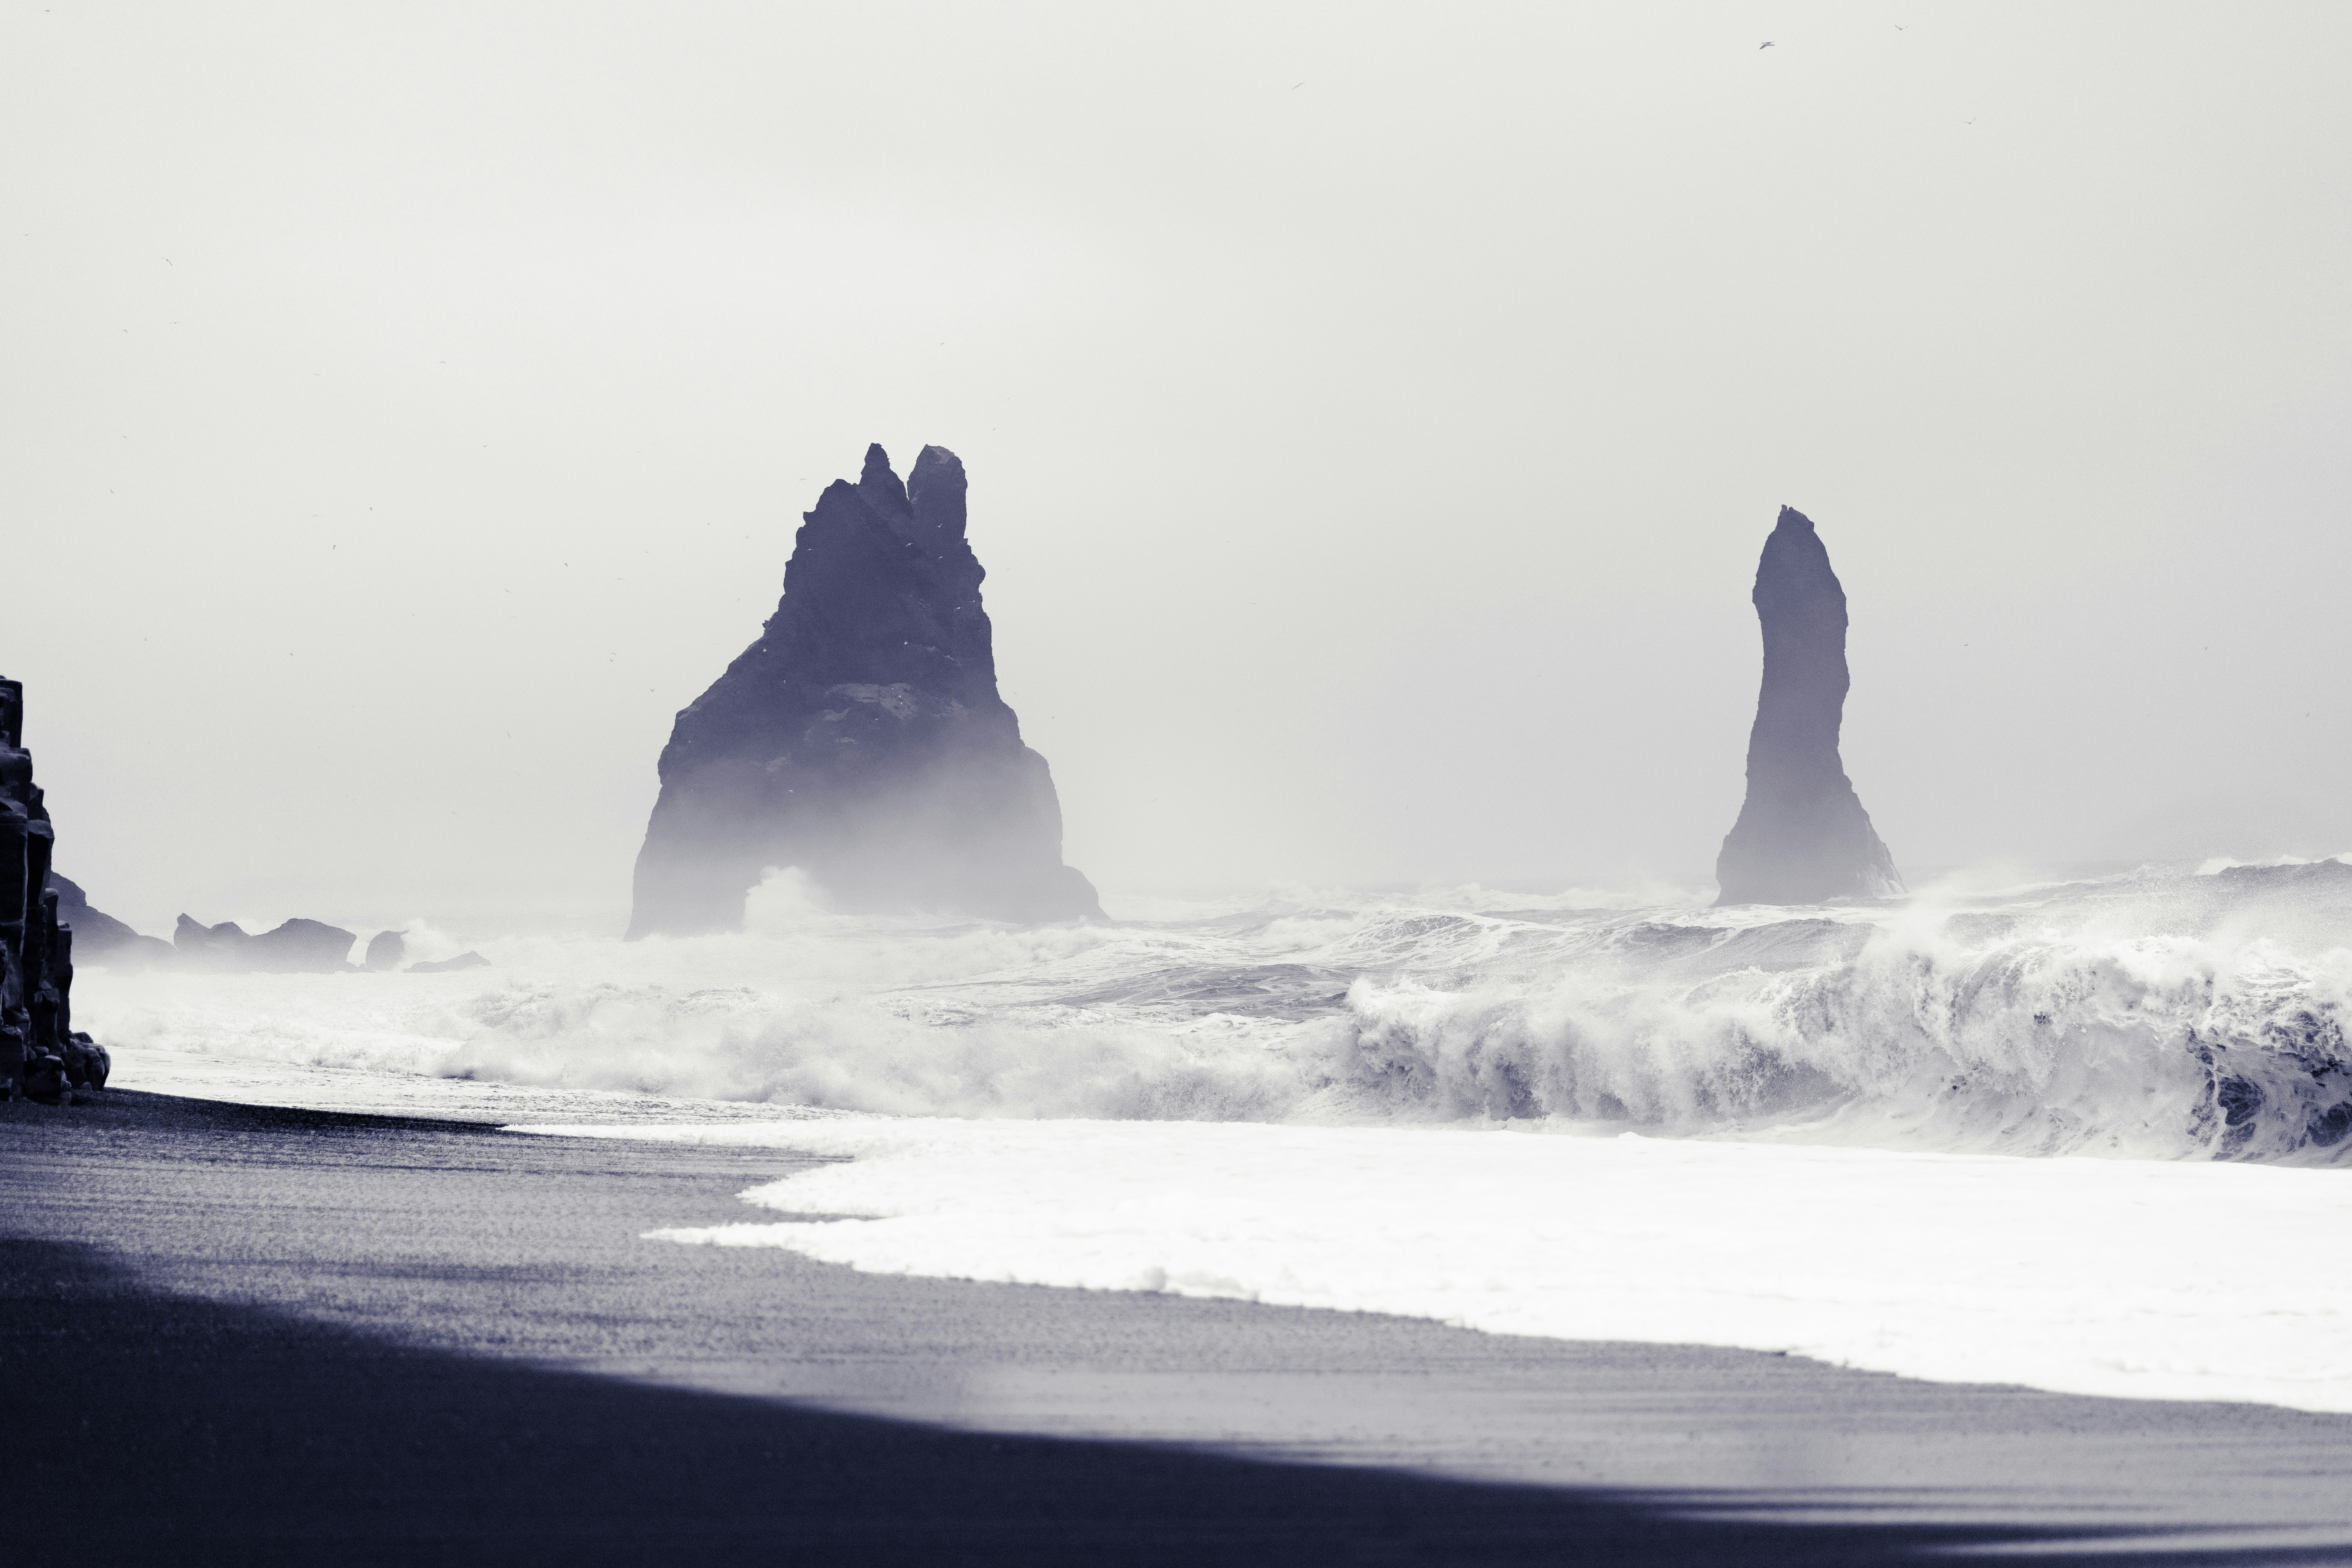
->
[[1760, 40, 1775, 48]]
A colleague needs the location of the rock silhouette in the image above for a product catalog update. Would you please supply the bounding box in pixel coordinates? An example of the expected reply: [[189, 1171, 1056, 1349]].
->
[[46, 871, 172, 967], [408, 951, 489, 974], [629, 444, 1101, 935], [365, 931, 407, 971], [1715, 507, 1904, 906], [0, 679, 109, 1099], [174, 915, 360, 973]]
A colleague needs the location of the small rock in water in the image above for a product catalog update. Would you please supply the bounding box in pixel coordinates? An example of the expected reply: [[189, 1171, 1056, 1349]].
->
[[250, 918, 362, 973], [407, 951, 490, 973], [175, 915, 254, 961], [364, 930, 407, 971], [175, 914, 359, 973]]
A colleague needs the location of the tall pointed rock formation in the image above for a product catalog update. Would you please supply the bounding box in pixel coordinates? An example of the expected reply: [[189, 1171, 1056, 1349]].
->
[[1715, 506, 1904, 906], [628, 444, 1102, 935]]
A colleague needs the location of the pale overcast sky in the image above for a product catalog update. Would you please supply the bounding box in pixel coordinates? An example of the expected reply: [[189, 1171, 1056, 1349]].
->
[[5, 2, 2347, 932]]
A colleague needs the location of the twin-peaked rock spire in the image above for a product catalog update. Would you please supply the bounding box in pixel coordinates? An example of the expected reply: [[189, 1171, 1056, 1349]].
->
[[629, 444, 1100, 936]]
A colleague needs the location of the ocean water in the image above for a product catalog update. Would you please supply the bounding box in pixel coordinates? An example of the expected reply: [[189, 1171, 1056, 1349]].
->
[[88, 858, 2352, 1161], [89, 857, 2352, 1411]]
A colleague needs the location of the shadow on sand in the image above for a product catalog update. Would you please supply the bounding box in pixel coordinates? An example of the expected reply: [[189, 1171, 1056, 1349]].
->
[[5, 1237, 2332, 1567]]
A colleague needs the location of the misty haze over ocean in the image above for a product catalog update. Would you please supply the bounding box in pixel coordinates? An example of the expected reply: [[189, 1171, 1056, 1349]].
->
[[7, 4, 2347, 933], [10, 6, 2352, 1561]]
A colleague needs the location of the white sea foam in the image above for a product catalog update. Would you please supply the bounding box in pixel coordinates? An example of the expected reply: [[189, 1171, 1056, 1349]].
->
[[80, 860, 2352, 1158], [517, 1113, 2352, 1412]]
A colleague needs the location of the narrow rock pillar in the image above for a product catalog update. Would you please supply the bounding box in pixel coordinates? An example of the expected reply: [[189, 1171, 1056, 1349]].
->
[[1715, 507, 1904, 905]]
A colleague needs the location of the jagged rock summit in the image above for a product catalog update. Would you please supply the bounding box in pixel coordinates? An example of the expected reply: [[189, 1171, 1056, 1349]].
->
[[628, 443, 1102, 936], [1715, 506, 1904, 906]]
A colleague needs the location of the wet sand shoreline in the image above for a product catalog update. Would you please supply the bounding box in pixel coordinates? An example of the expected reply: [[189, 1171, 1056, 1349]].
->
[[8, 1090, 2352, 1564]]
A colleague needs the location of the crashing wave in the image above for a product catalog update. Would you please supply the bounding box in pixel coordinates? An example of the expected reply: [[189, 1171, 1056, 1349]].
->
[[78, 860, 2352, 1161]]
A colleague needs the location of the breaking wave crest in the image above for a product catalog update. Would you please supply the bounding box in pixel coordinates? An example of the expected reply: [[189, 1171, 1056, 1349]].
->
[[1322, 888, 2352, 1160], [79, 860, 2352, 1161]]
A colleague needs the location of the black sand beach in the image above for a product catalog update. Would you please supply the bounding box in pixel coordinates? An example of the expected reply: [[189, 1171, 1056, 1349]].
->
[[7, 1092, 2352, 1566]]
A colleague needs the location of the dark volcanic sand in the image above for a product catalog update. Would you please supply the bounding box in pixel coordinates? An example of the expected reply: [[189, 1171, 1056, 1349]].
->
[[6, 1092, 2352, 1565]]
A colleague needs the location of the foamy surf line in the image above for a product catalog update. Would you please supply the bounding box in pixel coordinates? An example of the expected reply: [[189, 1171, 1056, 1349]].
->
[[520, 1116, 2352, 1413]]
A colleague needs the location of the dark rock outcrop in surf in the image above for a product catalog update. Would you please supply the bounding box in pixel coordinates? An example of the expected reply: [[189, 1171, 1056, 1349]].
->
[[628, 444, 1101, 936], [0, 679, 109, 1100], [174, 915, 359, 973], [408, 951, 489, 974], [1715, 507, 1904, 906]]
